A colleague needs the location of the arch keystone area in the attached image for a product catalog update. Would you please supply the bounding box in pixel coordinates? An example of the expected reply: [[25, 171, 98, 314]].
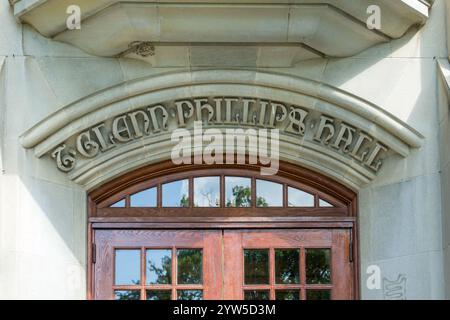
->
[[20, 69, 423, 190]]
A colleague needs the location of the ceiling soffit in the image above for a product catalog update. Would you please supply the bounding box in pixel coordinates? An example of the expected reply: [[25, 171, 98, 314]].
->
[[11, 0, 432, 66]]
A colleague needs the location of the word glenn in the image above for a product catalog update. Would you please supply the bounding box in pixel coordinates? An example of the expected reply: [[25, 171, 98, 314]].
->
[[51, 97, 388, 173]]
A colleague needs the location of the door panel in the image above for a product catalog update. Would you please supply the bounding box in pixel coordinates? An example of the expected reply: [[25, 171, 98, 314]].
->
[[223, 229, 353, 300], [94, 230, 223, 300], [93, 229, 353, 300]]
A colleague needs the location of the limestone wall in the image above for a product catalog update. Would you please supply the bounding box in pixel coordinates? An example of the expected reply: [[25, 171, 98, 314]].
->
[[439, 0, 450, 300], [0, 0, 448, 299]]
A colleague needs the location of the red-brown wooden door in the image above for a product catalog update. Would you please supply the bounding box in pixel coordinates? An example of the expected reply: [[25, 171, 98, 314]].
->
[[223, 229, 353, 300], [93, 229, 223, 300], [93, 229, 354, 300]]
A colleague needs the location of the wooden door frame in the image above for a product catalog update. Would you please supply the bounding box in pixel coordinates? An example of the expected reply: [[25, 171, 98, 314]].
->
[[86, 161, 359, 300]]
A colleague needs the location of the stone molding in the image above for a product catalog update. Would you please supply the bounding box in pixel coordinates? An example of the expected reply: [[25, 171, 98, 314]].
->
[[10, 1, 432, 66], [438, 59, 450, 98], [0, 57, 5, 173], [20, 69, 424, 190]]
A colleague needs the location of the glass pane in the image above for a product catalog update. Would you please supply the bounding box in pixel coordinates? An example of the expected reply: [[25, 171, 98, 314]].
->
[[114, 290, 140, 300], [177, 249, 203, 284], [244, 290, 270, 300], [276, 290, 300, 300], [275, 249, 300, 284], [162, 179, 189, 207], [288, 187, 314, 207], [177, 290, 203, 300], [306, 249, 331, 284], [256, 180, 283, 207], [306, 290, 331, 300], [244, 249, 269, 285], [130, 188, 157, 207], [225, 177, 252, 207], [146, 249, 172, 285], [194, 177, 220, 207], [115, 249, 140, 285], [319, 199, 334, 207], [146, 290, 172, 300], [110, 199, 125, 208]]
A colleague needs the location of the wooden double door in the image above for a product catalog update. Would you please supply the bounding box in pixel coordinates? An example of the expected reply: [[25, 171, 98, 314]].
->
[[93, 229, 354, 300]]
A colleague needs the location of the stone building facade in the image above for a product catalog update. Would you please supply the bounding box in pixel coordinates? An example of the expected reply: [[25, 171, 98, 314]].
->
[[1, 0, 450, 299]]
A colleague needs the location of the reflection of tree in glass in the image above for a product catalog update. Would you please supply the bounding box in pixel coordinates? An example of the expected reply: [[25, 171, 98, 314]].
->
[[178, 290, 203, 300], [226, 185, 268, 207], [306, 250, 331, 284], [276, 250, 300, 284], [227, 186, 251, 207], [148, 255, 172, 284], [256, 196, 268, 207], [179, 195, 189, 207], [306, 290, 331, 300], [276, 291, 299, 300], [115, 290, 140, 300], [177, 249, 202, 284], [244, 290, 270, 300], [195, 189, 219, 207], [147, 290, 172, 300], [244, 250, 269, 284]]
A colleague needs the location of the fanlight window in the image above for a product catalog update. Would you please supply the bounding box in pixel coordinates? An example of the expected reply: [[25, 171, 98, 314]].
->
[[225, 177, 252, 208], [130, 188, 157, 207], [194, 177, 220, 207], [288, 187, 314, 207], [102, 171, 343, 212], [162, 179, 189, 207], [110, 199, 126, 208], [319, 199, 334, 207], [256, 180, 283, 207]]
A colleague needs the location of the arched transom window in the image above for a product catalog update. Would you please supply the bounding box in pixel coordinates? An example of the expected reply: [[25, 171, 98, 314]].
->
[[91, 163, 354, 218]]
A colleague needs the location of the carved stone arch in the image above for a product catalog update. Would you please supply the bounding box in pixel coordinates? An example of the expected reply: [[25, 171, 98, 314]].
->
[[20, 69, 423, 191]]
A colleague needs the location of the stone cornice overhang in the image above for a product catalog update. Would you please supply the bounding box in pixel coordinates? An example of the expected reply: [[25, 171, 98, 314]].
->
[[10, 1, 432, 66], [438, 59, 450, 99], [20, 69, 424, 190]]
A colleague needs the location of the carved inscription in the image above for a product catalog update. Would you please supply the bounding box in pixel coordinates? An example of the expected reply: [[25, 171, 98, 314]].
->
[[51, 97, 388, 173]]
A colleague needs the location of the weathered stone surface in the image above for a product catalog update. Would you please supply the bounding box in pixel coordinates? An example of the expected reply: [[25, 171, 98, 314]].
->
[[0, 0, 448, 300], [10, 0, 431, 66]]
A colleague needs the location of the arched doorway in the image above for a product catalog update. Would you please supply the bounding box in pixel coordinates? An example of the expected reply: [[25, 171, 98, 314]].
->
[[88, 161, 358, 300]]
